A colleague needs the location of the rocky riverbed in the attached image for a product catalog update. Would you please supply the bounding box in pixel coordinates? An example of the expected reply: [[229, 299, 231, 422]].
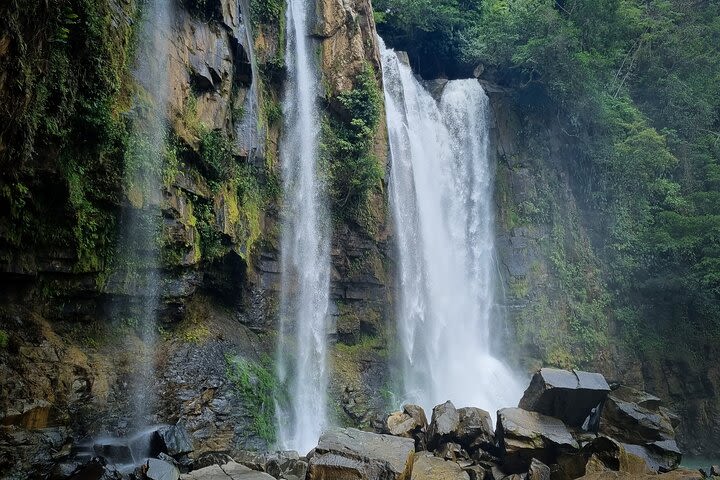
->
[[5, 367, 717, 480]]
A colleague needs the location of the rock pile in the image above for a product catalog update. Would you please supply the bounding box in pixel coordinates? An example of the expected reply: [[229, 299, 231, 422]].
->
[[48, 368, 706, 480]]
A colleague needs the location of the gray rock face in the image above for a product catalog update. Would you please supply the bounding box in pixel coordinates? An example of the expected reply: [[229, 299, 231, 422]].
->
[[456, 407, 494, 451], [93, 441, 134, 465], [428, 401, 460, 449], [147, 458, 180, 480], [234, 450, 306, 479], [308, 427, 415, 480], [496, 408, 579, 473], [519, 368, 610, 429], [157, 424, 194, 458], [180, 461, 274, 479]]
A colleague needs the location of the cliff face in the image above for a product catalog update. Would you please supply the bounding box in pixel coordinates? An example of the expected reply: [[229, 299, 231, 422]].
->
[[0, 0, 390, 475], [487, 90, 720, 456]]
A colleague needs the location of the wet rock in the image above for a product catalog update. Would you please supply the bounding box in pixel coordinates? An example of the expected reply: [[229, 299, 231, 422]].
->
[[496, 408, 579, 473], [712, 465, 720, 476], [156, 424, 194, 458], [600, 386, 676, 444], [428, 401, 460, 449], [180, 461, 274, 479], [93, 441, 133, 465], [622, 440, 682, 473], [147, 458, 180, 480], [193, 452, 234, 470], [386, 404, 428, 449], [527, 458, 550, 480], [308, 427, 415, 480], [234, 450, 303, 478], [411, 452, 469, 480], [435, 442, 467, 462], [462, 464, 489, 480], [456, 407, 494, 451], [519, 368, 610, 429]]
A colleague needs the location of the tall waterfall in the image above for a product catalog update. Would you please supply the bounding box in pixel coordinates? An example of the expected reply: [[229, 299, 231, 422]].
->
[[380, 41, 523, 416], [111, 0, 173, 427], [276, 0, 331, 453]]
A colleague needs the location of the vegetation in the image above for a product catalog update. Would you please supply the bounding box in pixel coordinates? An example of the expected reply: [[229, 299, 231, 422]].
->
[[226, 355, 277, 444], [322, 65, 385, 229], [378, 0, 720, 363]]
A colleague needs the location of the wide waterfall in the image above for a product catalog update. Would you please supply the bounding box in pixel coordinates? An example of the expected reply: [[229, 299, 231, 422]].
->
[[275, 0, 331, 453], [380, 41, 523, 417]]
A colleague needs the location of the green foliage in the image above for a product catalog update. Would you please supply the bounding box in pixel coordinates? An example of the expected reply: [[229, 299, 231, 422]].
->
[[0, 330, 8, 349], [226, 355, 277, 444], [199, 129, 236, 187], [251, 0, 284, 25], [322, 66, 384, 227]]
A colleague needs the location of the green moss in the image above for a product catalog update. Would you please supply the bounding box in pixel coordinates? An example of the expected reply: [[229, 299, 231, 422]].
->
[[226, 355, 278, 444], [251, 0, 284, 26], [0, 330, 8, 349]]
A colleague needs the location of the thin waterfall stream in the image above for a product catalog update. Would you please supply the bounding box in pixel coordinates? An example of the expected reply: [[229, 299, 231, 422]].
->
[[275, 0, 331, 454], [380, 40, 523, 416]]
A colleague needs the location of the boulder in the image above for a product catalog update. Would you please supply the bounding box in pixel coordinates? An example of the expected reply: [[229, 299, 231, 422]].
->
[[308, 427, 415, 480], [410, 452, 469, 480], [180, 461, 275, 479], [712, 465, 720, 476], [496, 408, 579, 473], [428, 401, 460, 449], [147, 458, 180, 480], [93, 441, 133, 465], [519, 368, 610, 429], [234, 450, 304, 479], [157, 424, 194, 458], [456, 407, 494, 451], [600, 386, 676, 444], [435, 442, 467, 461], [527, 458, 550, 480], [573, 468, 703, 479], [461, 465, 489, 480], [621, 441, 682, 473], [386, 404, 428, 449]]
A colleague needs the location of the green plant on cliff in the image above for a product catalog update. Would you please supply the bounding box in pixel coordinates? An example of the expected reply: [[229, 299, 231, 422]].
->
[[322, 65, 384, 228], [0, 330, 8, 349], [226, 355, 277, 443], [251, 0, 284, 25]]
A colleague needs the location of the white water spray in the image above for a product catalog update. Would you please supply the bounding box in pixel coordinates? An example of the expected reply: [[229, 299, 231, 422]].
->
[[380, 40, 523, 417], [275, 0, 331, 454]]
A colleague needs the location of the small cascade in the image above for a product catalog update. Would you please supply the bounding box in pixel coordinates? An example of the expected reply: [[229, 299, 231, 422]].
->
[[380, 39, 523, 416], [236, 0, 262, 160], [275, 0, 331, 454], [109, 0, 174, 433]]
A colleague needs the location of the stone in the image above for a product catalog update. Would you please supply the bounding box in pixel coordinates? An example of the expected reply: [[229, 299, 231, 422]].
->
[[180, 461, 275, 479], [622, 441, 682, 473], [712, 465, 720, 476], [496, 408, 579, 473], [157, 424, 194, 457], [462, 465, 489, 480], [435, 442, 466, 461], [147, 458, 180, 480], [428, 401, 460, 449], [518, 368, 610, 429], [527, 458, 550, 480], [600, 387, 676, 445], [93, 441, 133, 465], [308, 427, 415, 480], [456, 407, 494, 451], [410, 452, 470, 480]]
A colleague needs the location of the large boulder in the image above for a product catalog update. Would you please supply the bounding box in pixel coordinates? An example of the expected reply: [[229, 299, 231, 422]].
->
[[496, 408, 579, 473], [600, 385, 676, 444], [519, 368, 610, 429], [554, 436, 654, 479], [410, 452, 469, 480], [234, 450, 306, 479], [428, 401, 460, 449], [455, 407, 494, 451], [147, 458, 180, 480], [386, 404, 428, 450], [180, 461, 275, 479], [528, 458, 550, 480], [308, 427, 415, 480], [157, 424, 194, 458]]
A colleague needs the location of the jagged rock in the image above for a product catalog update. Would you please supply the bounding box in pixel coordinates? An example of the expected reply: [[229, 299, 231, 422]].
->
[[93, 441, 133, 465], [147, 458, 180, 480], [410, 452, 469, 480], [501, 474, 527, 480], [462, 464, 489, 480], [553, 436, 655, 479], [157, 424, 194, 458], [518, 368, 610, 429], [428, 401, 460, 449], [496, 408, 579, 473], [180, 461, 274, 479], [600, 386, 676, 444], [622, 441, 682, 473], [456, 407, 494, 451], [712, 465, 720, 476], [527, 458, 550, 480], [234, 450, 303, 478], [435, 442, 467, 462], [308, 427, 415, 480]]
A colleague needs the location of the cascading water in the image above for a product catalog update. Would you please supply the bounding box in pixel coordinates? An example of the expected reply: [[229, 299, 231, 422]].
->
[[236, 0, 262, 159], [380, 40, 523, 416], [111, 0, 173, 429], [275, 0, 331, 454]]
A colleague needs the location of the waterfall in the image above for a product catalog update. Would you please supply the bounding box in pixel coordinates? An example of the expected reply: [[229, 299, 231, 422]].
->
[[110, 0, 173, 428], [275, 0, 331, 453], [236, 0, 262, 159], [380, 40, 523, 417]]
